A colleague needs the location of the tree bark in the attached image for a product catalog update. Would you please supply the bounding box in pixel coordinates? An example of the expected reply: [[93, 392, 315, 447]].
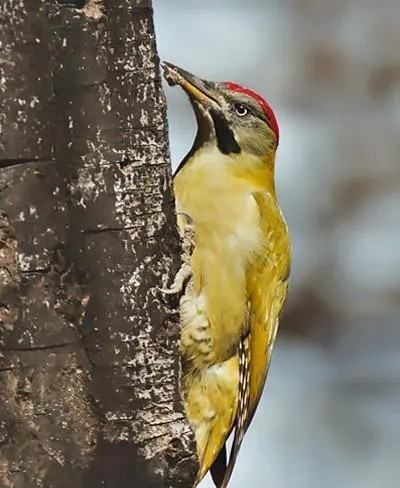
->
[[0, 1, 197, 487]]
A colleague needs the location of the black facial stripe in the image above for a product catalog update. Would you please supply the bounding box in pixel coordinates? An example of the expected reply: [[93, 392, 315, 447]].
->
[[210, 109, 241, 155]]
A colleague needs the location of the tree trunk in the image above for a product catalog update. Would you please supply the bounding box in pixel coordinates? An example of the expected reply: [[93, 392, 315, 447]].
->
[[0, 1, 197, 487]]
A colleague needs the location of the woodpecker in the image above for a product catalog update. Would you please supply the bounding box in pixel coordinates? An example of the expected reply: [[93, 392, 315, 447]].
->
[[162, 62, 291, 487]]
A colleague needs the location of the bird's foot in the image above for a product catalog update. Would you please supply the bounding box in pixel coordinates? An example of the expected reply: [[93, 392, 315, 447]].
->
[[159, 261, 192, 295], [160, 212, 195, 295]]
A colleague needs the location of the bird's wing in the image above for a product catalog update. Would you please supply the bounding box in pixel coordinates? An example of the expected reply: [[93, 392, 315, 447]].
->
[[246, 191, 290, 426], [220, 191, 290, 488]]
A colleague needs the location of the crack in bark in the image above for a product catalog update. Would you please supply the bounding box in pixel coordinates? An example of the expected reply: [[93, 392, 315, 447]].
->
[[0, 366, 20, 372], [137, 431, 170, 444], [0, 341, 80, 353], [81, 226, 141, 234], [0, 158, 55, 169], [20, 267, 52, 275], [145, 416, 186, 427], [29, 430, 65, 467]]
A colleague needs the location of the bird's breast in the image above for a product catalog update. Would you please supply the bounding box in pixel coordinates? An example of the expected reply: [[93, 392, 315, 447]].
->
[[175, 166, 263, 359]]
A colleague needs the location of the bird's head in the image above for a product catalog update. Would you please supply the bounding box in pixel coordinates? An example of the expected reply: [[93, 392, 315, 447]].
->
[[162, 62, 279, 166]]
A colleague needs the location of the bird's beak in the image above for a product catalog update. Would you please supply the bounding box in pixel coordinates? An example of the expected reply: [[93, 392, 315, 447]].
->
[[161, 61, 220, 109]]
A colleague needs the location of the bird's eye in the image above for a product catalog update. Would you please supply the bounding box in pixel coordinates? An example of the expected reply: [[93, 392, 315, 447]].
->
[[234, 103, 249, 117]]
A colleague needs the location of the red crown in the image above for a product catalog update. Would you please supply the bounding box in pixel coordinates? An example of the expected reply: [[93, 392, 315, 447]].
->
[[224, 82, 279, 144]]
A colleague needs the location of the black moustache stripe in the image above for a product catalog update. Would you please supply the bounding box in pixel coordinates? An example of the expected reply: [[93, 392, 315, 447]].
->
[[210, 109, 241, 155]]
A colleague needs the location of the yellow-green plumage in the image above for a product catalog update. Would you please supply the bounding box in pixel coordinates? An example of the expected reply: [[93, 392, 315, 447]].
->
[[174, 143, 290, 484]]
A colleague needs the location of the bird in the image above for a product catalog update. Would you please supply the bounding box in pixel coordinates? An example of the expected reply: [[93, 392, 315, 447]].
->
[[161, 61, 291, 488]]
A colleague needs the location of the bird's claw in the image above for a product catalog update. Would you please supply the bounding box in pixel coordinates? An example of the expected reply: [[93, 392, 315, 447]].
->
[[159, 262, 192, 296], [160, 216, 195, 296]]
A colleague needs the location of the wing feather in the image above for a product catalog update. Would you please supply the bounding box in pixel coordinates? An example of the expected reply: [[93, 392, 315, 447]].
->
[[220, 192, 290, 487], [246, 191, 290, 428]]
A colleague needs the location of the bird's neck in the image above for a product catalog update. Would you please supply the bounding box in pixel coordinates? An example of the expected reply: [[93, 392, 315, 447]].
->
[[229, 150, 276, 196], [174, 144, 276, 199], [173, 146, 278, 252]]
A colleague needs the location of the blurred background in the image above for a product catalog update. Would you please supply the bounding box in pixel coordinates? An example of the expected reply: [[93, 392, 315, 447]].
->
[[153, 1, 400, 487]]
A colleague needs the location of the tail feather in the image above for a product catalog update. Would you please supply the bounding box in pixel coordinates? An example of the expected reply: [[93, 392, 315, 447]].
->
[[210, 443, 227, 487], [218, 428, 244, 488], [219, 336, 251, 488]]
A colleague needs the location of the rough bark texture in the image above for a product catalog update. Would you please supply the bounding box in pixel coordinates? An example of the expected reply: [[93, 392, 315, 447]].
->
[[0, 1, 197, 487]]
